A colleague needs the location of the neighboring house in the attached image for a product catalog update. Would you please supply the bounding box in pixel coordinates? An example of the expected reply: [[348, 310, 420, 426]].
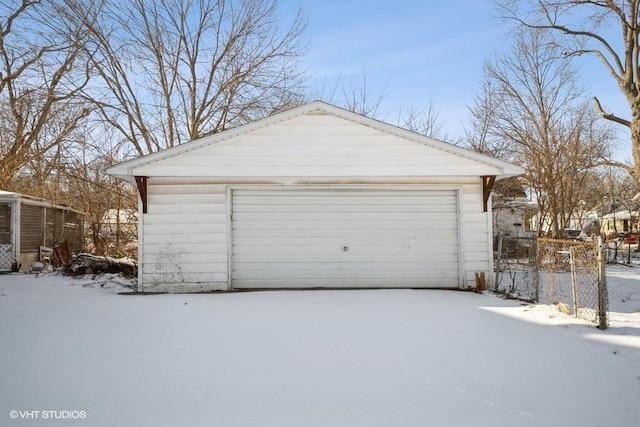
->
[[569, 212, 601, 236], [100, 208, 137, 236], [493, 198, 537, 238], [98, 208, 138, 255], [107, 101, 524, 292], [529, 210, 600, 238], [0, 190, 83, 271], [601, 210, 639, 237]]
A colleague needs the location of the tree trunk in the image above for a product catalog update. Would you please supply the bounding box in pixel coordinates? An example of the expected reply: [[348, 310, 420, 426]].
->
[[632, 113, 640, 181]]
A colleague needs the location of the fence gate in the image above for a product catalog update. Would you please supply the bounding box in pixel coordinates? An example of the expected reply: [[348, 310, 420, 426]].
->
[[495, 236, 608, 329]]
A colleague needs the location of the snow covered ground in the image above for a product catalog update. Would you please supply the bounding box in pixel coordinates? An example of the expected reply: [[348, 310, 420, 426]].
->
[[0, 268, 638, 427]]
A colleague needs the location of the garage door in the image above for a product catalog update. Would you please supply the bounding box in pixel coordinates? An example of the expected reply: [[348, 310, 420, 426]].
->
[[231, 188, 460, 289]]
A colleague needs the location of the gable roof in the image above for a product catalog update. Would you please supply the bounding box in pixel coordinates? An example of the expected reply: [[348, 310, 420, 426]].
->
[[107, 100, 524, 181]]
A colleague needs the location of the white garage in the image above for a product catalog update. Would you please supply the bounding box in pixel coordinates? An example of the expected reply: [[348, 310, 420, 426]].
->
[[107, 101, 524, 293]]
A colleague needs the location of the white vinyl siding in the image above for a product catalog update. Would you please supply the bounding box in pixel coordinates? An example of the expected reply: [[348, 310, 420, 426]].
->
[[460, 185, 492, 284], [231, 188, 460, 289], [141, 181, 228, 292], [132, 114, 504, 179]]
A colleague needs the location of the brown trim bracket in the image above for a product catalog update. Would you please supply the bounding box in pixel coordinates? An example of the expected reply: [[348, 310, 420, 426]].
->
[[134, 176, 148, 214], [481, 175, 496, 212]]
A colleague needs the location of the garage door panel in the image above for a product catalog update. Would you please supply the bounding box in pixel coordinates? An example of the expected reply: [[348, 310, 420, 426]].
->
[[233, 196, 457, 210], [232, 265, 459, 280], [232, 236, 458, 249], [231, 188, 459, 289], [233, 189, 456, 198], [232, 251, 459, 263], [233, 248, 459, 264], [233, 211, 456, 224], [233, 260, 459, 271], [233, 191, 456, 206], [234, 277, 460, 288], [232, 227, 457, 239]]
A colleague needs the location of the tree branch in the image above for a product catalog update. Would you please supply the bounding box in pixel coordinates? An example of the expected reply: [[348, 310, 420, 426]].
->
[[593, 96, 631, 127]]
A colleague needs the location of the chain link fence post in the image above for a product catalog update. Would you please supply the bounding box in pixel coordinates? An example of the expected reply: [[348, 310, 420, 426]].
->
[[597, 236, 608, 330], [534, 237, 540, 302], [495, 235, 503, 291], [569, 247, 579, 317]]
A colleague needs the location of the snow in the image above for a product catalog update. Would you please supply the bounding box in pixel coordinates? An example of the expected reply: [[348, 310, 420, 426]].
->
[[0, 269, 639, 427]]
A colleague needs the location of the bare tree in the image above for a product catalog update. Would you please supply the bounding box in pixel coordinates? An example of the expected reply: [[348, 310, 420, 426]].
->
[[398, 98, 446, 139], [67, 157, 138, 257], [465, 79, 512, 158], [469, 28, 614, 237], [79, 0, 306, 156], [312, 71, 449, 140], [340, 71, 389, 117], [497, 0, 640, 179], [0, 0, 96, 189], [311, 70, 389, 118], [60, 125, 138, 256]]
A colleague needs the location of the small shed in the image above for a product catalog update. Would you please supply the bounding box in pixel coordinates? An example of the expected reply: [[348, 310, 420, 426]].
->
[[107, 101, 524, 292], [0, 191, 84, 271]]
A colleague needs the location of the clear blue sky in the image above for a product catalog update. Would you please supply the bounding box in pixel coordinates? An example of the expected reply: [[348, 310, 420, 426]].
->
[[280, 0, 631, 158]]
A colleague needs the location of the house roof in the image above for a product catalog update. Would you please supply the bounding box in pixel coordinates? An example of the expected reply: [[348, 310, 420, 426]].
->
[[107, 100, 525, 181], [494, 198, 538, 211], [601, 210, 638, 220], [101, 208, 137, 224], [0, 190, 84, 214]]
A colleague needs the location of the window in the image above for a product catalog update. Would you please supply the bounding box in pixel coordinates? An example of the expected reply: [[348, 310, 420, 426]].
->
[[0, 204, 11, 244], [524, 210, 534, 232]]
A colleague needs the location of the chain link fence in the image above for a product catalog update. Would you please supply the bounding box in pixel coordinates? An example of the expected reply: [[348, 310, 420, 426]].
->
[[494, 236, 608, 329]]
